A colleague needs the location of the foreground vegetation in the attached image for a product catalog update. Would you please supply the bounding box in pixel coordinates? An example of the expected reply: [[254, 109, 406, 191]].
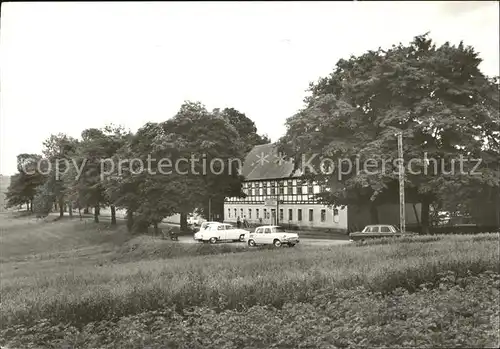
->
[[1, 214, 499, 348]]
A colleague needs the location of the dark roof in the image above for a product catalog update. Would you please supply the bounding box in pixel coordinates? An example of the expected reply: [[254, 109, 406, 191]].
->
[[240, 143, 299, 181]]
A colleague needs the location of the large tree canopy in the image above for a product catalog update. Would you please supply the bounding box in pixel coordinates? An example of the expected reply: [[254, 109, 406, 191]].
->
[[105, 101, 249, 232], [279, 33, 500, 231]]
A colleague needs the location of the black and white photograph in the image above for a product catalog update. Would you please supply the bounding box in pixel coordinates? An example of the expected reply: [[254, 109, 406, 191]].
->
[[0, 1, 499, 348]]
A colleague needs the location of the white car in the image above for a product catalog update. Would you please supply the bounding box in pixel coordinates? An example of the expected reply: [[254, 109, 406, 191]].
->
[[246, 225, 299, 247], [194, 221, 218, 241], [200, 222, 249, 244], [188, 215, 203, 225]]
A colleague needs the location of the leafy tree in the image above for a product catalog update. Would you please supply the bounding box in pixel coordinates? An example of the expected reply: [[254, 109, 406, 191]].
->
[[159, 101, 247, 229], [279, 33, 499, 233], [5, 154, 46, 211], [32, 181, 56, 216], [105, 122, 177, 233], [42, 134, 79, 217], [70, 125, 129, 224]]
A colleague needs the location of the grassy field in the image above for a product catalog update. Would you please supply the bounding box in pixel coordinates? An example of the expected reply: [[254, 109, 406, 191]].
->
[[0, 212, 499, 348]]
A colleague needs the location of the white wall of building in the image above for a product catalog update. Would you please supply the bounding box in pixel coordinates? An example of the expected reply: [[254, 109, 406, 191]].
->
[[224, 203, 348, 232]]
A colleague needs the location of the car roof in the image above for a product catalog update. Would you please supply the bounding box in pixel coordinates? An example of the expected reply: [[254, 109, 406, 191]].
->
[[256, 225, 281, 228], [365, 224, 393, 227]]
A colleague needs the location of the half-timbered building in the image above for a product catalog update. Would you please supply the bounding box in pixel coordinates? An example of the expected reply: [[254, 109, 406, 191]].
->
[[224, 143, 348, 231]]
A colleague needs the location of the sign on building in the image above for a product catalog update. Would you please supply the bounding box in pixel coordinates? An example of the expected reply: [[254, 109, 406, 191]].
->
[[265, 198, 277, 207]]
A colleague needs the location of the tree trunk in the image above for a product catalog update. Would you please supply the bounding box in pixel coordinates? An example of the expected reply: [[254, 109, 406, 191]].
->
[[126, 210, 134, 232], [369, 203, 379, 224], [78, 207, 82, 221], [84, 206, 89, 214], [54, 201, 58, 211], [412, 203, 420, 226], [180, 212, 188, 232], [59, 198, 64, 217], [153, 221, 159, 236], [421, 196, 431, 235], [26, 201, 30, 212], [94, 205, 100, 223], [30, 200, 33, 212], [68, 202, 73, 218], [110, 205, 117, 226]]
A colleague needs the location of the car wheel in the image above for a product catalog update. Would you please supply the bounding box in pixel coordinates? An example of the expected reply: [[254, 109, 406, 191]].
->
[[273, 239, 282, 247], [248, 239, 256, 247], [239, 234, 245, 242], [209, 237, 217, 244]]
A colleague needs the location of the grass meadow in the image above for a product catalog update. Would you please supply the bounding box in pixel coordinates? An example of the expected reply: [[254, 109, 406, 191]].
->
[[0, 212, 499, 348]]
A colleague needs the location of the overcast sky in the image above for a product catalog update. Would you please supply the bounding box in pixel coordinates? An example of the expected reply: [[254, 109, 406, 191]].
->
[[1, 1, 499, 175]]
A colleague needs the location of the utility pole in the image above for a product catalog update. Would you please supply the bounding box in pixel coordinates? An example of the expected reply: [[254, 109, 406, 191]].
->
[[397, 132, 406, 233], [208, 197, 212, 221]]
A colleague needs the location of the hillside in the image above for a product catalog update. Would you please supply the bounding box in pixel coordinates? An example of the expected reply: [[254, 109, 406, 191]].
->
[[0, 175, 11, 212], [0, 213, 498, 348]]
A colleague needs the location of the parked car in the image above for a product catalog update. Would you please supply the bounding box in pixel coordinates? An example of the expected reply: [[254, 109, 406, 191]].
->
[[199, 222, 250, 244], [246, 225, 299, 247], [193, 221, 219, 241], [187, 215, 204, 226], [349, 224, 417, 241]]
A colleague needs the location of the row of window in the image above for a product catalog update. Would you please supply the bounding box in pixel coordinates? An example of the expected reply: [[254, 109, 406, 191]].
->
[[226, 195, 316, 203], [227, 207, 339, 222], [241, 182, 325, 196]]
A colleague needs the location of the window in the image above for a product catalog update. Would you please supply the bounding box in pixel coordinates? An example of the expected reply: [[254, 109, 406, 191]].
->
[[321, 209, 326, 222], [264, 228, 272, 234], [234, 208, 237, 217], [288, 180, 293, 189], [218, 225, 225, 231], [380, 226, 391, 233], [228, 208, 231, 218], [298, 209, 302, 221], [248, 209, 252, 219], [279, 209, 283, 221], [333, 208, 339, 223], [240, 208, 244, 218], [271, 182, 276, 195], [279, 182, 284, 195], [255, 228, 263, 234], [369, 226, 379, 233], [296, 182, 302, 195], [288, 209, 293, 221], [309, 209, 314, 222], [256, 209, 260, 219], [263, 182, 267, 195], [264, 208, 267, 219]]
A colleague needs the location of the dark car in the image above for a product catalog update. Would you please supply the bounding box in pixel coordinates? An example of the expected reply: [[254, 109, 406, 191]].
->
[[349, 224, 417, 241]]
